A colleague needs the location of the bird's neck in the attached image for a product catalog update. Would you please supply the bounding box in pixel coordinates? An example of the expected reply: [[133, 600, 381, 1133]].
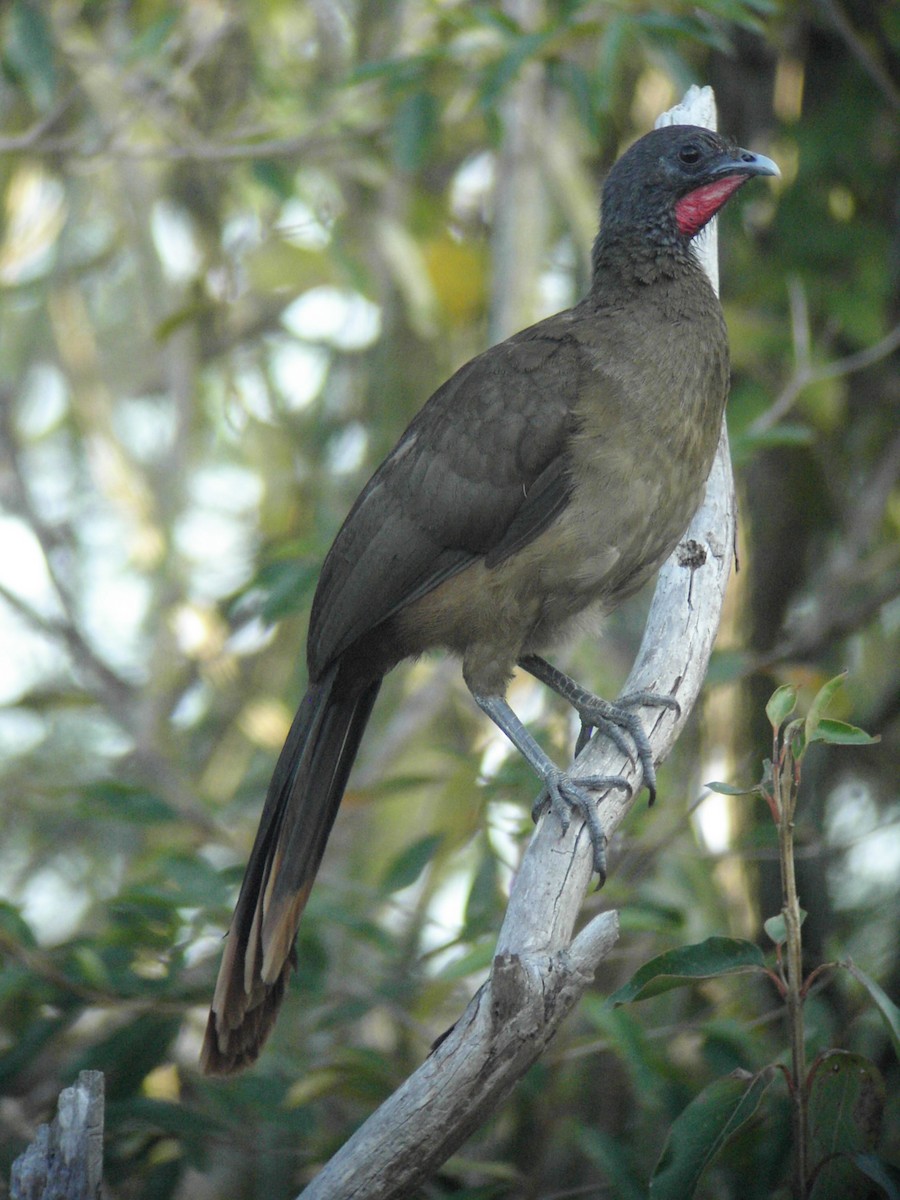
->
[[583, 233, 723, 346], [590, 226, 699, 289]]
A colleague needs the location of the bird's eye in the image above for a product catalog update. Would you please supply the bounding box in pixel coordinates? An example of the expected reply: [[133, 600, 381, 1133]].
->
[[679, 143, 701, 165]]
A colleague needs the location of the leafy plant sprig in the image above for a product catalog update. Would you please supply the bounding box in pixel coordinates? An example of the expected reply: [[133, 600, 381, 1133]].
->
[[610, 674, 896, 1200]]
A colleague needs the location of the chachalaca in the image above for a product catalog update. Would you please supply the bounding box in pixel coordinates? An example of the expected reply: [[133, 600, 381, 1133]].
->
[[202, 124, 778, 1073]]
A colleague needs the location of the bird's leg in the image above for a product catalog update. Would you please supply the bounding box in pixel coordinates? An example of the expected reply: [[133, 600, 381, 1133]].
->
[[472, 692, 632, 884], [518, 654, 680, 805]]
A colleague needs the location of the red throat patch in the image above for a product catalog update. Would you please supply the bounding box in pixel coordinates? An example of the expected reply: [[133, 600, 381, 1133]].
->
[[675, 175, 747, 237]]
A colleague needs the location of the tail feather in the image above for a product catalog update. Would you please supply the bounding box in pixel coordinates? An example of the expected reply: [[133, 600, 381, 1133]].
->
[[201, 665, 381, 1074]]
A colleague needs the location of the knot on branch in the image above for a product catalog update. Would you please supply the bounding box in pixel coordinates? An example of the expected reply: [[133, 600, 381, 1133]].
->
[[677, 538, 708, 570]]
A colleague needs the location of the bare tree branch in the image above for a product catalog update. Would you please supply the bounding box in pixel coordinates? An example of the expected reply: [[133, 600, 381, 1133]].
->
[[488, 0, 547, 342], [298, 85, 735, 1200], [10, 1071, 104, 1200], [750, 301, 900, 437], [760, 570, 900, 667], [0, 400, 136, 711], [818, 0, 900, 111], [0, 124, 369, 163], [756, 428, 900, 665]]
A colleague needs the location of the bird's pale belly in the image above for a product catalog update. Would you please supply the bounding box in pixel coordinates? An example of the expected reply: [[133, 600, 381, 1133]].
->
[[393, 459, 705, 697]]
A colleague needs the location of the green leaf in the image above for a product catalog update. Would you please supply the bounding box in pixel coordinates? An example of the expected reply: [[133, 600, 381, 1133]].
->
[[807, 1051, 885, 1198], [478, 29, 556, 109], [155, 298, 216, 340], [434, 938, 495, 982], [650, 1068, 777, 1198], [733, 422, 815, 455], [579, 1127, 646, 1200], [592, 14, 633, 116], [0, 1010, 70, 1088], [79, 1013, 182, 1101], [0, 900, 38, 949], [806, 718, 879, 748], [549, 59, 599, 139], [809, 1050, 884, 1152], [256, 556, 320, 621], [851, 1154, 900, 1200], [348, 51, 434, 86], [764, 914, 787, 945], [766, 684, 797, 730], [764, 910, 806, 946], [705, 648, 754, 686], [638, 11, 735, 51], [251, 159, 296, 199], [10, 0, 58, 107], [785, 725, 807, 767], [78, 781, 174, 824], [380, 833, 443, 892], [804, 671, 847, 745], [706, 779, 762, 796], [463, 846, 501, 937], [843, 961, 900, 1062], [392, 89, 440, 173], [71, 945, 112, 990], [124, 11, 178, 64], [112, 1096, 225, 1144], [609, 937, 766, 1005]]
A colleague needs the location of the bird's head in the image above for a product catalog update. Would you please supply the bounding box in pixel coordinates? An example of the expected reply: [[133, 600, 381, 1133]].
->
[[596, 124, 779, 258]]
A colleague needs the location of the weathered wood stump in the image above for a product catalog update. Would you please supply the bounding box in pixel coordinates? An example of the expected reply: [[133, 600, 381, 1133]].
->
[[10, 1071, 104, 1200]]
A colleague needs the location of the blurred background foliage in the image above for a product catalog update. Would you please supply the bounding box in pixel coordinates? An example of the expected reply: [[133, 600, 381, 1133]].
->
[[0, 0, 897, 1196]]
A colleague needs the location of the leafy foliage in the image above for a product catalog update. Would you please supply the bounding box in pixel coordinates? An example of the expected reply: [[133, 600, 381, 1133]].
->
[[633, 679, 898, 1196]]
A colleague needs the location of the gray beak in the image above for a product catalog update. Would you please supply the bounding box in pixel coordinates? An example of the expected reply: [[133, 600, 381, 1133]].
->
[[718, 148, 781, 180]]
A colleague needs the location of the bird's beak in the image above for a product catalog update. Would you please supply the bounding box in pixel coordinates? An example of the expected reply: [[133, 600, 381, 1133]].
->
[[714, 148, 781, 180]]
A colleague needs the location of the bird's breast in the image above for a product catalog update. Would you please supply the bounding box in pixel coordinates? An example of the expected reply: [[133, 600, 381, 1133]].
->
[[555, 293, 728, 606]]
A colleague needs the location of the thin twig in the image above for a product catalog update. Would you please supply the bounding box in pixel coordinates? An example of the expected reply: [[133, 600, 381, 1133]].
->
[[0, 402, 136, 709], [0, 89, 79, 150], [818, 0, 900, 111], [762, 572, 900, 665], [750, 321, 900, 436], [0, 127, 368, 163], [775, 732, 809, 1198]]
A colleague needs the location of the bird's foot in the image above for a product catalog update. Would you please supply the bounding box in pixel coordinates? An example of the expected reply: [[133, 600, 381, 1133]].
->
[[532, 768, 632, 885], [518, 656, 679, 806], [471, 690, 631, 885], [573, 690, 680, 805]]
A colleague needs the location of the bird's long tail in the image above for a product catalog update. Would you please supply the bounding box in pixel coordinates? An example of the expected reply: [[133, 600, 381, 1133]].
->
[[201, 662, 381, 1074]]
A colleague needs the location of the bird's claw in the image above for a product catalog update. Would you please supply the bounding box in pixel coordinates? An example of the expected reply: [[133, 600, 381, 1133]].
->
[[575, 717, 632, 760], [618, 689, 681, 720], [532, 769, 632, 884], [573, 690, 680, 807]]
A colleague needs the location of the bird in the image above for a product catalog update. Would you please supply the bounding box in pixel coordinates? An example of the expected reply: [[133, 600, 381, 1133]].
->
[[201, 124, 778, 1073]]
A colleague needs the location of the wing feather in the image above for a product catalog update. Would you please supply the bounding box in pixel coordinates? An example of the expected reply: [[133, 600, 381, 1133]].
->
[[307, 315, 589, 677]]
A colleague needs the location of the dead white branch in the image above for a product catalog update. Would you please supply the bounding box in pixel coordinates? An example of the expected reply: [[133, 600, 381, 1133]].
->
[[10, 1071, 104, 1200]]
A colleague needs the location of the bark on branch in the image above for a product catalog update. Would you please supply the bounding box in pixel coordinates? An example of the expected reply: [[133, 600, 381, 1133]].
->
[[300, 85, 734, 1200], [10, 1071, 104, 1200]]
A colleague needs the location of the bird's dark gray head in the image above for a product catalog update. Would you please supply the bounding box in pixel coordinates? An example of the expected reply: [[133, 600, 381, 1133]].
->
[[595, 124, 778, 264]]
